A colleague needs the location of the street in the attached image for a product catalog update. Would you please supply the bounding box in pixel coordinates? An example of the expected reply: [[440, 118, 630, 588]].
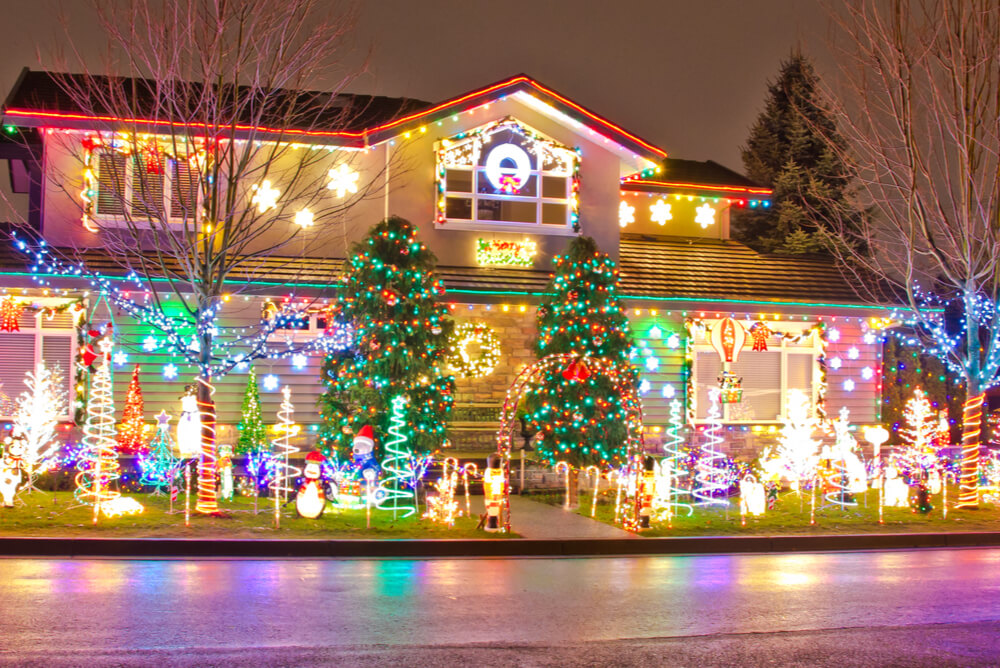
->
[[1, 548, 999, 666]]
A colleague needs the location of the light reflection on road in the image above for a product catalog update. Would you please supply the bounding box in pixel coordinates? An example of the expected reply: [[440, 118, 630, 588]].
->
[[1, 548, 999, 650]]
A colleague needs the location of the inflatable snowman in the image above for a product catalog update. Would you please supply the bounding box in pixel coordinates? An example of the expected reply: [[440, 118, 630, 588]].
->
[[176, 386, 202, 458], [296, 451, 327, 519]]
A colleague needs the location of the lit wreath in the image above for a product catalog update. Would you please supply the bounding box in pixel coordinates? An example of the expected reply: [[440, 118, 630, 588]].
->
[[446, 322, 502, 378]]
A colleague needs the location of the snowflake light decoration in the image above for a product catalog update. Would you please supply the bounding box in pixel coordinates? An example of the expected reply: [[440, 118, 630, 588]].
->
[[694, 203, 716, 229], [142, 336, 158, 352], [618, 200, 635, 228], [294, 208, 315, 229], [250, 181, 280, 213], [327, 164, 359, 198], [113, 350, 128, 367], [163, 363, 178, 380], [650, 199, 673, 225], [262, 374, 280, 391]]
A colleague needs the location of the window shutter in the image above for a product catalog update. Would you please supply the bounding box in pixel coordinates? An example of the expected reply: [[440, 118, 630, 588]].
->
[[694, 351, 722, 419], [730, 351, 781, 421], [786, 353, 814, 396], [0, 334, 35, 418], [42, 335, 74, 417], [170, 159, 199, 219], [96, 151, 127, 216], [132, 155, 165, 219]]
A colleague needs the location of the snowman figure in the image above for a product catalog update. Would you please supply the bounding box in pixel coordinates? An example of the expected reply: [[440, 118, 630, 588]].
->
[[0, 438, 26, 507], [217, 444, 234, 501], [296, 451, 327, 519], [176, 385, 202, 458]]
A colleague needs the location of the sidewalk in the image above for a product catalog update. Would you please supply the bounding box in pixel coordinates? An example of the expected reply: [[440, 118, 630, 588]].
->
[[507, 495, 637, 539]]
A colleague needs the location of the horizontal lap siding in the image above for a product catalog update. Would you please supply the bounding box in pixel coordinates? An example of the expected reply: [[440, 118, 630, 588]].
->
[[824, 319, 882, 424]]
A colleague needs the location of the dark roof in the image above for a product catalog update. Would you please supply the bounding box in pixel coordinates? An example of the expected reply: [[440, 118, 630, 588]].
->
[[621, 158, 771, 199], [2, 70, 668, 159], [3, 68, 433, 136], [0, 236, 872, 308], [617, 236, 861, 305]]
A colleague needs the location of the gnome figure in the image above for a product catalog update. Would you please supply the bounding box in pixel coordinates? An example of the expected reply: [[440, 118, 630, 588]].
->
[[296, 451, 327, 519]]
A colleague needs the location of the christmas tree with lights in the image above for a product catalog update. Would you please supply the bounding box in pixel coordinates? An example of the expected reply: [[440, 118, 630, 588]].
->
[[236, 367, 267, 454], [318, 216, 454, 457], [116, 365, 146, 454], [139, 411, 181, 493], [526, 236, 636, 468], [75, 337, 121, 511], [900, 386, 938, 475]]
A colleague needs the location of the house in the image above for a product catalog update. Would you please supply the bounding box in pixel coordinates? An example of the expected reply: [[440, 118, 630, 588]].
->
[[0, 69, 891, 458]]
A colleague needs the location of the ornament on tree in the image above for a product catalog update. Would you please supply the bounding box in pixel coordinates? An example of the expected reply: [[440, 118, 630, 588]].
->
[[749, 321, 773, 351], [0, 297, 23, 332], [382, 289, 399, 307], [296, 450, 328, 519], [116, 365, 146, 454], [560, 359, 591, 382]]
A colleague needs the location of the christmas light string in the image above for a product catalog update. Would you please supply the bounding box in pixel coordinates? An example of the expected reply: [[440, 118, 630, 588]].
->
[[375, 395, 417, 518], [693, 388, 728, 507], [194, 375, 219, 515]]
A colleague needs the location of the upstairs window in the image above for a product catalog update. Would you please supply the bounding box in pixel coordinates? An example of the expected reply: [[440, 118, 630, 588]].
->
[[436, 118, 579, 232], [84, 135, 202, 226]]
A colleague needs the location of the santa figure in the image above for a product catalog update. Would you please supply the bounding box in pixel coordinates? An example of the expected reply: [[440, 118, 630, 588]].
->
[[296, 451, 327, 519]]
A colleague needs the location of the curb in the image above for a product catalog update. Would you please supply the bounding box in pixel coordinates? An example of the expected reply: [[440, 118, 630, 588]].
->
[[2, 531, 999, 558]]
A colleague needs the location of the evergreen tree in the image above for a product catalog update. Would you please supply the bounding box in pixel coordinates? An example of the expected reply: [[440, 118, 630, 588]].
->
[[116, 365, 146, 454], [526, 236, 636, 468], [318, 216, 454, 456], [236, 367, 267, 454], [733, 51, 855, 254]]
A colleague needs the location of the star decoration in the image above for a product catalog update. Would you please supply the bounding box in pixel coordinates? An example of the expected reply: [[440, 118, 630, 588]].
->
[[650, 199, 673, 225], [618, 200, 635, 228], [694, 203, 716, 228], [156, 410, 171, 427], [294, 208, 315, 228], [327, 164, 359, 198], [250, 180, 281, 213]]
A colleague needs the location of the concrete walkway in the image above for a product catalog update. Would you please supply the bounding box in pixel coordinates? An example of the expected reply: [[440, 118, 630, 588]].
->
[[507, 495, 637, 539]]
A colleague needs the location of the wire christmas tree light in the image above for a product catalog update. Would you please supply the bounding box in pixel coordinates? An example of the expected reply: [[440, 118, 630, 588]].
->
[[899, 386, 938, 476], [139, 410, 181, 494], [693, 388, 729, 507], [655, 398, 692, 517], [270, 386, 302, 528], [376, 395, 417, 518], [116, 365, 146, 454]]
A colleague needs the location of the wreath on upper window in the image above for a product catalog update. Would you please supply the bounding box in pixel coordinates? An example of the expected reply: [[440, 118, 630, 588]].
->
[[446, 322, 502, 378]]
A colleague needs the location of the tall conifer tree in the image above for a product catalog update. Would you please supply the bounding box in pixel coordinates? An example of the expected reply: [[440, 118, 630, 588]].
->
[[526, 236, 636, 468], [733, 51, 855, 254], [318, 217, 454, 456], [237, 367, 267, 454]]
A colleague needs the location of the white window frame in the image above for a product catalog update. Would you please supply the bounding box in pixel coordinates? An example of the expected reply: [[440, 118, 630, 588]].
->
[[436, 120, 578, 235], [265, 312, 330, 344], [0, 313, 77, 421], [93, 149, 201, 228], [691, 327, 821, 425]]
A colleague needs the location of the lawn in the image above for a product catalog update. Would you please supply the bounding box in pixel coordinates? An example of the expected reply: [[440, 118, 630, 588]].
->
[[529, 485, 1000, 536], [0, 491, 512, 539]]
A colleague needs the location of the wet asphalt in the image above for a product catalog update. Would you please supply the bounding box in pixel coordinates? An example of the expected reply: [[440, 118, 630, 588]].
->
[[1, 547, 999, 666]]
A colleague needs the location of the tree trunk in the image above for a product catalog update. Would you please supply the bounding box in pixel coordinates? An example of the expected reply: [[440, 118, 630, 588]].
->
[[956, 391, 984, 509], [195, 374, 219, 515]]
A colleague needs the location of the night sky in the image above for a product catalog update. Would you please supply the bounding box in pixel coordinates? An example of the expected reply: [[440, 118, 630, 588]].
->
[[0, 0, 833, 174]]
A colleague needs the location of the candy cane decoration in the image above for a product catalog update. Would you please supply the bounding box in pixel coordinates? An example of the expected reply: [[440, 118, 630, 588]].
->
[[463, 463, 478, 518], [586, 465, 601, 517], [555, 461, 571, 509]]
